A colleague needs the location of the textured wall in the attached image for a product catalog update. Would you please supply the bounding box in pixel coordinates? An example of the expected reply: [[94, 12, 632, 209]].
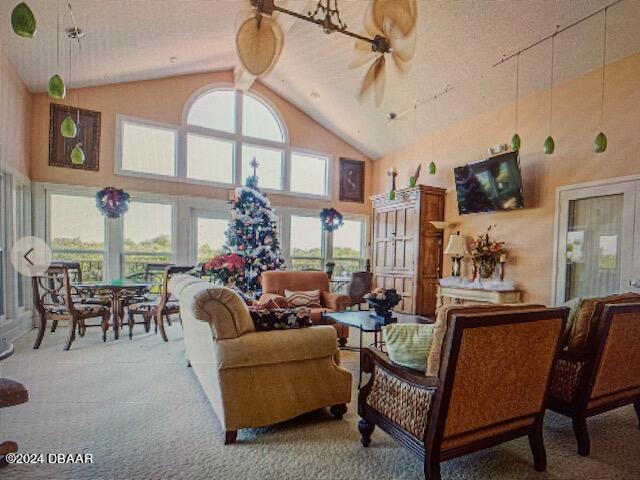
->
[[0, 48, 31, 177], [373, 52, 640, 305], [29, 70, 371, 214]]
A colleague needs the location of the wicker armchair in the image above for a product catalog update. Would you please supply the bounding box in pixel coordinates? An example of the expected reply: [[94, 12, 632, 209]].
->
[[358, 306, 567, 480], [548, 300, 640, 456]]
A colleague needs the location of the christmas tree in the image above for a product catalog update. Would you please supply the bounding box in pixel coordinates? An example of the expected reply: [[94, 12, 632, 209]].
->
[[216, 158, 285, 294]]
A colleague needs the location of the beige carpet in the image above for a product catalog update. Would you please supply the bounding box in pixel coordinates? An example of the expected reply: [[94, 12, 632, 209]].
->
[[1, 325, 639, 480]]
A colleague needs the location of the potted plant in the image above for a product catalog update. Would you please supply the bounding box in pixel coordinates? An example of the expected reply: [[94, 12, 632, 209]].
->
[[470, 225, 506, 280]]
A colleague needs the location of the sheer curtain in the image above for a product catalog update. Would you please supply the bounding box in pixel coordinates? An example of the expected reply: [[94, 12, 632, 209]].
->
[[565, 194, 623, 300]]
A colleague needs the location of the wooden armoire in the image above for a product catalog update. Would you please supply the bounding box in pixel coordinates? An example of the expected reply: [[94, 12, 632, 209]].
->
[[370, 185, 446, 316]]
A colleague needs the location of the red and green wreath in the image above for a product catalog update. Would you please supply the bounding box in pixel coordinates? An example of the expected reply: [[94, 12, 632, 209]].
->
[[96, 187, 130, 218]]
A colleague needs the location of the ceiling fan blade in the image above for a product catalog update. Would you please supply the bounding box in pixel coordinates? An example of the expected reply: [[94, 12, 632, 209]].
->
[[236, 15, 279, 76], [373, 56, 387, 106], [392, 53, 410, 74], [390, 30, 416, 64], [372, 0, 417, 37], [264, 16, 284, 74], [349, 51, 376, 70], [364, 3, 384, 37]]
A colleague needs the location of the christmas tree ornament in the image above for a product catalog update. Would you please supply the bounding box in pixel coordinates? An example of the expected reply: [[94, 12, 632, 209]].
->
[[48, 74, 66, 99], [61, 114, 77, 138], [11, 2, 36, 38], [70, 143, 85, 164]]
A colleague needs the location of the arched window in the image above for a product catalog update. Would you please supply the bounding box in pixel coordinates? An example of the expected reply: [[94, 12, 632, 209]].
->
[[184, 88, 288, 189], [116, 85, 330, 197]]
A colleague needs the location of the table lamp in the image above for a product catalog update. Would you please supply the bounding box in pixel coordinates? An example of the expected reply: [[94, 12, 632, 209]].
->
[[444, 232, 468, 277]]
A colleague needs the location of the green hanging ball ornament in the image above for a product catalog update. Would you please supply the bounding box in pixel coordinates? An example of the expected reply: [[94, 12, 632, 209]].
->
[[428, 161, 436, 175], [544, 136, 555, 155], [70, 144, 85, 165], [388, 190, 396, 200], [511, 133, 521, 151], [594, 132, 607, 153], [60, 115, 77, 138], [11, 2, 36, 38], [48, 74, 66, 99]]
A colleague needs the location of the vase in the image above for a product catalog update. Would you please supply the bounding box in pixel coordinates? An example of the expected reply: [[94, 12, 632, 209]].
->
[[476, 259, 496, 279]]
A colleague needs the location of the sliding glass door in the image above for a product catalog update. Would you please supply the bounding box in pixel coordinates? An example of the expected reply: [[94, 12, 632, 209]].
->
[[555, 179, 640, 304], [191, 210, 229, 265]]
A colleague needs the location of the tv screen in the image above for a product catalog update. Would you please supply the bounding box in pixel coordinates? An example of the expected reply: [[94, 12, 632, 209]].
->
[[454, 151, 524, 215]]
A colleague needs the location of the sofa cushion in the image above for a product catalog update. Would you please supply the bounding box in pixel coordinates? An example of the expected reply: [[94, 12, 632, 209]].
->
[[249, 307, 312, 331], [215, 325, 338, 369], [567, 292, 640, 351], [383, 323, 435, 372], [426, 303, 545, 377], [285, 289, 321, 308]]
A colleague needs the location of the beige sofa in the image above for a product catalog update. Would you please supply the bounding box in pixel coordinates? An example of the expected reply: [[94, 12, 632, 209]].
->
[[169, 275, 352, 444]]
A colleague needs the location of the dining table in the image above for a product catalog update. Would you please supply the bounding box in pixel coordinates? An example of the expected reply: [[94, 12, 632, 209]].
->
[[75, 280, 157, 340]]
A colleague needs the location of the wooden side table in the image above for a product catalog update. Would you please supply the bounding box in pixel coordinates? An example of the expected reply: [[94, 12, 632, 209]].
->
[[436, 285, 522, 309], [0, 340, 29, 468]]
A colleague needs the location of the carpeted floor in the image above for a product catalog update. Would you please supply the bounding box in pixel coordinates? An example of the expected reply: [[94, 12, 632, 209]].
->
[[1, 325, 639, 480]]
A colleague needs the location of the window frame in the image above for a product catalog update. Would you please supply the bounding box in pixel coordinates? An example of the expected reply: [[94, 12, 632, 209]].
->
[[0, 172, 6, 323], [114, 85, 333, 199]]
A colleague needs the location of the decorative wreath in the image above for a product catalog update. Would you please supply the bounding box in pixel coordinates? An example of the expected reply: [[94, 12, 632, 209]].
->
[[320, 208, 344, 232], [96, 187, 130, 218]]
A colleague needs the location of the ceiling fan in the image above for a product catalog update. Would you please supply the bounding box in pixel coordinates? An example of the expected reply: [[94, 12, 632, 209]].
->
[[236, 0, 418, 105]]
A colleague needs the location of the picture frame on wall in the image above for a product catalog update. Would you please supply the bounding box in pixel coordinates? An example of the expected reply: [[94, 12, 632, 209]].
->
[[49, 103, 101, 171], [339, 158, 365, 203]]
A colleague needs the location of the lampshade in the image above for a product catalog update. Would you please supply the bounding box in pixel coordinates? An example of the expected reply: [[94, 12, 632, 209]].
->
[[444, 233, 469, 257]]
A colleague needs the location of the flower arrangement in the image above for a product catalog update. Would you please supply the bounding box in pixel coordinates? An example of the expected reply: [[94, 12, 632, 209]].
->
[[320, 208, 344, 232], [96, 187, 130, 218], [202, 253, 246, 287], [469, 225, 506, 279], [364, 288, 402, 323]]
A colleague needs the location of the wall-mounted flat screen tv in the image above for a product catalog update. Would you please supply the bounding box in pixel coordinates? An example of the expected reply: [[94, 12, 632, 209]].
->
[[454, 151, 524, 215]]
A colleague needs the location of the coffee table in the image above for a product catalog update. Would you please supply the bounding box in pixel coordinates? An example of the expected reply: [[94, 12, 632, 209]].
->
[[322, 310, 433, 387]]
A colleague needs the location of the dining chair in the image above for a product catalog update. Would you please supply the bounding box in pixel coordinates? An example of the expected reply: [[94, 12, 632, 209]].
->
[[127, 265, 194, 341], [125, 262, 175, 323], [347, 271, 373, 310], [32, 266, 112, 350]]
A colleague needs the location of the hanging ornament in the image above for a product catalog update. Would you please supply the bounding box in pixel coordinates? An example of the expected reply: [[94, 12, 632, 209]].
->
[[544, 33, 556, 155], [60, 115, 77, 138], [70, 143, 85, 165], [511, 53, 521, 151], [594, 8, 609, 154], [95, 187, 130, 218], [11, 2, 36, 38], [428, 161, 437, 175], [48, 74, 66, 99], [320, 208, 344, 232]]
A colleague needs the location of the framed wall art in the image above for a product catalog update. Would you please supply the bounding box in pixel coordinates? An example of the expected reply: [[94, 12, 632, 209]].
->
[[339, 158, 365, 203], [49, 103, 101, 171]]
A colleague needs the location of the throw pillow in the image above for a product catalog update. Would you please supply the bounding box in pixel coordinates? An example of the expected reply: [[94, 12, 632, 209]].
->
[[233, 288, 256, 307], [561, 296, 582, 347], [383, 323, 435, 373], [253, 299, 282, 310], [250, 307, 312, 331], [284, 289, 321, 308]]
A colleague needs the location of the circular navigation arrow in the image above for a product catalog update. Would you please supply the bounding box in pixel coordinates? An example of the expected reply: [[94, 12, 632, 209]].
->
[[10, 236, 53, 277]]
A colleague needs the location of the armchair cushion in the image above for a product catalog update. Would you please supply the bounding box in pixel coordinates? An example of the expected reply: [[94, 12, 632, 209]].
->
[[383, 323, 435, 373], [285, 289, 321, 308], [215, 325, 339, 369], [320, 291, 351, 311], [249, 307, 312, 331], [258, 293, 290, 308]]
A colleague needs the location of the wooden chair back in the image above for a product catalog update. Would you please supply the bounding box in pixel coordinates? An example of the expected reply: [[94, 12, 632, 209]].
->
[[31, 266, 75, 316], [50, 261, 82, 283], [158, 266, 195, 308], [584, 303, 640, 405], [347, 271, 373, 304], [428, 308, 567, 451]]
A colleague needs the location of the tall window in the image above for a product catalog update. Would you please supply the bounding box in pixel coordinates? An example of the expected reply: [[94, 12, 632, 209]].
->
[[196, 217, 227, 263], [332, 219, 364, 276], [49, 193, 105, 281], [0, 173, 6, 320], [290, 215, 324, 270], [116, 87, 332, 198], [123, 201, 174, 278]]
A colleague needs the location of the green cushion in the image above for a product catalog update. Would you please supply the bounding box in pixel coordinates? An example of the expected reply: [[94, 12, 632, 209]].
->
[[383, 323, 435, 373], [562, 296, 582, 346]]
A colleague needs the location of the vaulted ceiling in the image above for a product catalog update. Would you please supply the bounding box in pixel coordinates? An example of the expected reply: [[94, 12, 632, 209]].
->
[[2, 0, 640, 158]]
